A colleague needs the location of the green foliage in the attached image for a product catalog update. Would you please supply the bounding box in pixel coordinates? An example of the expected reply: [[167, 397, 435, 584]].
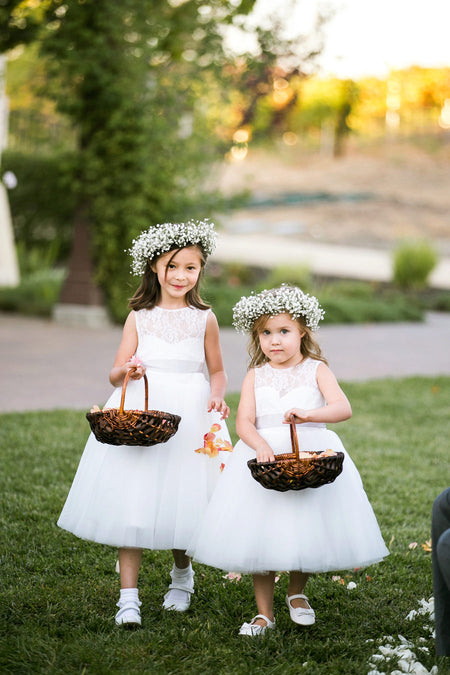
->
[[202, 273, 425, 328], [0, 0, 51, 52], [262, 264, 313, 291], [1, 377, 448, 673], [32, 0, 267, 316], [0, 268, 64, 316], [2, 150, 76, 263], [393, 240, 438, 290]]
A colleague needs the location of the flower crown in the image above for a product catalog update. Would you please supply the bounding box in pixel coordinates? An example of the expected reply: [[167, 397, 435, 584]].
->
[[232, 285, 325, 334], [129, 219, 217, 275]]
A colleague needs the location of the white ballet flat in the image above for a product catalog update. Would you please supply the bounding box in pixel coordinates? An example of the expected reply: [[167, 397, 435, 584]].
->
[[115, 600, 142, 628], [239, 614, 276, 636], [285, 594, 316, 626]]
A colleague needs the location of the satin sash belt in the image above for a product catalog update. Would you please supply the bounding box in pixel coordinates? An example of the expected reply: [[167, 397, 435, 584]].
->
[[256, 414, 326, 430], [144, 359, 204, 374]]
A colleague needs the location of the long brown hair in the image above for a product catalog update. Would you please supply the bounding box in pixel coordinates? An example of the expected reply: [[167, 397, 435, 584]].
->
[[247, 314, 328, 368], [129, 244, 210, 310]]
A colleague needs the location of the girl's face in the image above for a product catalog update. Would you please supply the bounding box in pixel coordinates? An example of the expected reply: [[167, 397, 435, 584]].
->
[[151, 245, 203, 306], [258, 313, 305, 368]]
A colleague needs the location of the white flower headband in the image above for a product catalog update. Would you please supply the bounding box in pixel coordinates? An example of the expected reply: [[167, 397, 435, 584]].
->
[[129, 219, 217, 275], [232, 285, 325, 334]]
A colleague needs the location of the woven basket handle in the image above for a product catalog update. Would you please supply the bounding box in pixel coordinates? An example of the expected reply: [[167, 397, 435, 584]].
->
[[119, 370, 149, 413], [289, 414, 300, 460]]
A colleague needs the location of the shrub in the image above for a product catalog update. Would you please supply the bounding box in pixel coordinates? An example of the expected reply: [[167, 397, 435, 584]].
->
[[261, 264, 312, 292], [2, 150, 76, 265], [392, 240, 438, 290], [0, 269, 65, 317]]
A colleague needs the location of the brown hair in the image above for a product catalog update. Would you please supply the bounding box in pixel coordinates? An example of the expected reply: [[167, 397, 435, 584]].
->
[[129, 244, 210, 311], [247, 314, 328, 369]]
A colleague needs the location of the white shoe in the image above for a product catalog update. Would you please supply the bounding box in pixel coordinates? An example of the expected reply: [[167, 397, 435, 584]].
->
[[285, 594, 315, 626], [115, 600, 142, 628], [239, 614, 276, 636], [162, 565, 195, 612]]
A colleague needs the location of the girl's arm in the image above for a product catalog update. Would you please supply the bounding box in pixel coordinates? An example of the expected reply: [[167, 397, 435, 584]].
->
[[109, 312, 145, 387], [236, 370, 276, 463], [284, 362, 352, 425], [204, 311, 229, 419]]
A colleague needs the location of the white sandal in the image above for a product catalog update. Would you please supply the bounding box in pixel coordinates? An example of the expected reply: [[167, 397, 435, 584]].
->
[[239, 614, 276, 636], [285, 594, 315, 626]]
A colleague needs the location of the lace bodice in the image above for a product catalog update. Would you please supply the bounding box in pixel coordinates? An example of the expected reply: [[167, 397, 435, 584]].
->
[[254, 359, 325, 423], [134, 306, 209, 367]]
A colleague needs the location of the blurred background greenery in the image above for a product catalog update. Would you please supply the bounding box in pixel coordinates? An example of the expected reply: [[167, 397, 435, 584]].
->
[[1, 1, 449, 323]]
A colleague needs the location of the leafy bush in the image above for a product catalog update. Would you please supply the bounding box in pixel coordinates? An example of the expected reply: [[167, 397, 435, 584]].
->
[[2, 150, 76, 265], [0, 269, 65, 317], [392, 240, 438, 289], [262, 264, 312, 291]]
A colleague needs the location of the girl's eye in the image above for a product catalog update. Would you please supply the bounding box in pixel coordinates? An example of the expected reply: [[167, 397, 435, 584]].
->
[[262, 330, 270, 335], [280, 328, 289, 334]]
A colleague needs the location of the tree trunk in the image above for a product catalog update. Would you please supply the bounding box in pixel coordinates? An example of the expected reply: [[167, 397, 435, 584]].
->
[[59, 206, 104, 306]]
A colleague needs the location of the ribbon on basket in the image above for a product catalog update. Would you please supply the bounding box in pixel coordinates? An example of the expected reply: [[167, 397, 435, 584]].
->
[[86, 370, 181, 447], [247, 414, 344, 492]]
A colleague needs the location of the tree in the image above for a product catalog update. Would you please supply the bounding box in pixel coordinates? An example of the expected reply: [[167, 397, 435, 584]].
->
[[39, 0, 265, 318], [5, 1, 325, 319]]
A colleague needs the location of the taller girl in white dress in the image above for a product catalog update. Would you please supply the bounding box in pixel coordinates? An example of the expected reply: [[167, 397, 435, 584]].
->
[[188, 285, 389, 636], [58, 220, 232, 628]]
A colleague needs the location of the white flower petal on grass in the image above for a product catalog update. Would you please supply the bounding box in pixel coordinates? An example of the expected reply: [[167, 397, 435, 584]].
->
[[367, 605, 436, 675], [406, 609, 418, 621], [347, 581, 357, 590]]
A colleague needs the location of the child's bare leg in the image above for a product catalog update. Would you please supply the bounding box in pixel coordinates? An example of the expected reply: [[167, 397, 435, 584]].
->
[[172, 549, 191, 569], [115, 548, 143, 627], [118, 547, 142, 587], [253, 572, 276, 625], [288, 571, 310, 608]]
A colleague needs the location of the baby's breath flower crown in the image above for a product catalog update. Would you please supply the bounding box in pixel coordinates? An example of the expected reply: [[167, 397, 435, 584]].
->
[[129, 219, 217, 275], [232, 285, 325, 334]]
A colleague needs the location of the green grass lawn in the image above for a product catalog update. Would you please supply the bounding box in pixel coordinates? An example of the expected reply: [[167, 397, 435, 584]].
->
[[1, 377, 449, 674]]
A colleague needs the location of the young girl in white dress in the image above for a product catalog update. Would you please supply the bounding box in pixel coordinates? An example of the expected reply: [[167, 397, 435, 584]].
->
[[188, 285, 389, 636], [58, 220, 232, 628]]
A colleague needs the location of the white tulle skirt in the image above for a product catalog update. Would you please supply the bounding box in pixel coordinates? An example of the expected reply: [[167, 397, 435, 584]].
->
[[188, 425, 389, 573], [57, 369, 231, 550]]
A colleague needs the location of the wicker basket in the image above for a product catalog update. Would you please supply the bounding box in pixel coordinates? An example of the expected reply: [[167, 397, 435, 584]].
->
[[247, 415, 344, 492], [86, 370, 181, 446]]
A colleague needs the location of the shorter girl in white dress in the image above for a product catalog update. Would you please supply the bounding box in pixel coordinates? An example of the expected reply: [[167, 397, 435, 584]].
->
[[188, 285, 389, 636], [58, 220, 232, 628]]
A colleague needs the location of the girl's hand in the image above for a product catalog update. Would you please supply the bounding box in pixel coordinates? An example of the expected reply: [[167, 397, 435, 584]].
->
[[256, 442, 275, 463], [208, 397, 230, 420], [126, 356, 146, 380], [283, 408, 310, 424]]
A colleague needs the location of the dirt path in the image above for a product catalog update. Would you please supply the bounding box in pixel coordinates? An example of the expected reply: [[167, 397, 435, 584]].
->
[[214, 144, 450, 253]]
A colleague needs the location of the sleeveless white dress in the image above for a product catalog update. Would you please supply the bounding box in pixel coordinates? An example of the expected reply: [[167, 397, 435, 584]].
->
[[188, 359, 389, 573], [58, 306, 232, 551]]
